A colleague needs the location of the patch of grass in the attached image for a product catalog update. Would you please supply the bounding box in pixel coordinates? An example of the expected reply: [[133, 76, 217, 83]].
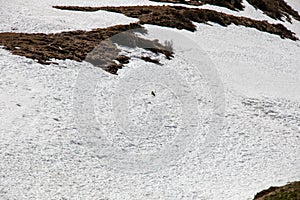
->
[[254, 181, 300, 200]]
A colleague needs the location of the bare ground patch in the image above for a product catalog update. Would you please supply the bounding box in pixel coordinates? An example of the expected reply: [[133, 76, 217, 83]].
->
[[53, 5, 298, 40], [149, 0, 300, 22], [247, 0, 300, 22], [0, 23, 173, 75], [254, 181, 300, 200], [1, 3, 298, 75], [150, 0, 244, 11]]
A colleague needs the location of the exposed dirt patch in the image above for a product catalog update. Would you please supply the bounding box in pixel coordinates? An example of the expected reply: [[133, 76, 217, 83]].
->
[[150, 0, 300, 22], [247, 0, 300, 22], [140, 56, 161, 64], [53, 5, 298, 40], [1, 3, 298, 74], [0, 23, 173, 75], [254, 181, 300, 200], [150, 0, 244, 11], [151, 0, 203, 6]]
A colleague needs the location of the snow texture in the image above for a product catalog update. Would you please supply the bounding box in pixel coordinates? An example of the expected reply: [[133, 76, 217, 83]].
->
[[0, 0, 299, 200]]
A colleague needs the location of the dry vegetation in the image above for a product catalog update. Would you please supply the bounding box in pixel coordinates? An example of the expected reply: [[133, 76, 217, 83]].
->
[[247, 0, 300, 22], [53, 5, 298, 40], [150, 0, 244, 10], [1, 1, 299, 75], [0, 24, 173, 74], [149, 0, 300, 22], [254, 181, 300, 200]]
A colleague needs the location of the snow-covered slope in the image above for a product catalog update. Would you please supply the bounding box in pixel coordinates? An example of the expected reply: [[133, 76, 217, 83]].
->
[[0, 0, 299, 200]]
